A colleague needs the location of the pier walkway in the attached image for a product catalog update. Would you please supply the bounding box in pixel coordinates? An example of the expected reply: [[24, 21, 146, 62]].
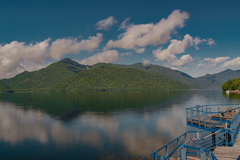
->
[[151, 104, 240, 160], [214, 133, 240, 160]]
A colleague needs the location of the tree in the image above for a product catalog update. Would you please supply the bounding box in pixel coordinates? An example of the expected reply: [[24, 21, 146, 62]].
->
[[222, 82, 229, 91]]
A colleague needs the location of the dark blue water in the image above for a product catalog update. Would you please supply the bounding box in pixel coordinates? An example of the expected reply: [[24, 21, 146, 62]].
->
[[0, 90, 238, 160]]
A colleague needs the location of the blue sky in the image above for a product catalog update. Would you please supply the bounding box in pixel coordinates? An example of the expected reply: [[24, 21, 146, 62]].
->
[[0, 0, 240, 78]]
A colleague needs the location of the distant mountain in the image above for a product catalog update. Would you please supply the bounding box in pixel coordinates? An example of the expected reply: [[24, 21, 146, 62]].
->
[[1, 58, 240, 91], [196, 69, 240, 89], [117, 63, 202, 89], [54, 63, 189, 91], [0, 58, 87, 91]]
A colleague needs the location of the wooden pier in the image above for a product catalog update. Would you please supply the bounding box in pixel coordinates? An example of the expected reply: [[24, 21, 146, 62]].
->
[[214, 133, 240, 160], [187, 108, 239, 128], [151, 104, 240, 160]]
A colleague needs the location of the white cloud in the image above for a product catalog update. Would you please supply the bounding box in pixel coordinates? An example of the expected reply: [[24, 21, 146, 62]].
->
[[208, 38, 215, 46], [204, 57, 229, 67], [153, 34, 194, 66], [78, 50, 119, 66], [105, 10, 189, 50], [96, 16, 117, 30], [142, 59, 150, 66], [0, 39, 50, 79], [193, 37, 215, 50], [197, 57, 229, 69], [49, 33, 102, 59], [197, 63, 205, 69], [119, 17, 132, 30], [222, 57, 240, 68], [0, 34, 102, 79], [170, 67, 179, 70], [135, 48, 145, 54]]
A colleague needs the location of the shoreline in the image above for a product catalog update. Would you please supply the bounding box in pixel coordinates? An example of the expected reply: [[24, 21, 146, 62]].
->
[[227, 90, 240, 94]]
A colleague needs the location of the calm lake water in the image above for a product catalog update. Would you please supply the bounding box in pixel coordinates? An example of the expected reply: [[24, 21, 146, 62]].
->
[[0, 90, 239, 160]]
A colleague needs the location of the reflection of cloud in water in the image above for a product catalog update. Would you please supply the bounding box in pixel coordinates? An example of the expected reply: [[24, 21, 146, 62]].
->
[[0, 102, 101, 146], [0, 103, 49, 144], [77, 114, 119, 142], [157, 104, 187, 138], [0, 101, 189, 159], [121, 130, 166, 158]]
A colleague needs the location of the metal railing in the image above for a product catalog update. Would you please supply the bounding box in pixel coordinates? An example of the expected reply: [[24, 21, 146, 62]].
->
[[151, 104, 240, 160], [151, 126, 228, 160]]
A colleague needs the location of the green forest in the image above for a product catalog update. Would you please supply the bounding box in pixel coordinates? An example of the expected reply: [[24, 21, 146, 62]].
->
[[222, 77, 240, 91], [0, 59, 188, 92]]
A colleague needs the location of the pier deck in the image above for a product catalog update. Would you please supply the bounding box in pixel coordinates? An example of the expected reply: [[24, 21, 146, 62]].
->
[[151, 104, 240, 160], [214, 133, 240, 160]]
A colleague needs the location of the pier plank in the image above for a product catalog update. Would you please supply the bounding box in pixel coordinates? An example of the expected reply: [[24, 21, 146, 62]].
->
[[214, 134, 240, 160]]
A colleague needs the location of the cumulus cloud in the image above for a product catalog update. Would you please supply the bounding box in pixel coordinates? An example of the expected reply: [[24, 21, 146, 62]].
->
[[153, 34, 194, 66], [153, 34, 215, 67], [208, 38, 215, 46], [96, 16, 117, 30], [204, 57, 229, 67], [105, 10, 189, 50], [193, 37, 215, 50], [0, 34, 102, 79], [119, 17, 132, 30], [49, 33, 102, 59], [0, 39, 50, 79], [142, 59, 150, 66], [135, 48, 145, 54], [78, 50, 119, 66], [197, 57, 229, 69], [197, 63, 205, 69], [222, 57, 240, 68]]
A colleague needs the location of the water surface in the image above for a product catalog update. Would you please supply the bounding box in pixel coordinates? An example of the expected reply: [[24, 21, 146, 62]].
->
[[0, 90, 238, 160]]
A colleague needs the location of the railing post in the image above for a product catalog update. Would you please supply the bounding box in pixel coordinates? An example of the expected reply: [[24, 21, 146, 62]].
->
[[225, 130, 228, 146], [191, 108, 193, 124], [185, 133, 187, 143], [212, 131, 216, 147], [166, 145, 168, 157], [209, 108, 211, 125], [153, 153, 157, 160], [231, 131, 234, 146], [198, 109, 200, 127], [204, 112, 206, 128], [177, 139, 180, 159], [200, 149, 206, 160], [209, 152, 213, 160], [186, 109, 188, 123], [180, 145, 187, 160]]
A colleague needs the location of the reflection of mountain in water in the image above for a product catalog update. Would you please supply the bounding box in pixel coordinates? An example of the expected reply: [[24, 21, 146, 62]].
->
[[0, 90, 235, 160], [0, 101, 183, 160], [0, 91, 187, 118]]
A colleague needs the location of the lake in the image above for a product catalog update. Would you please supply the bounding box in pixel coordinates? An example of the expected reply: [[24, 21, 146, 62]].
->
[[0, 90, 239, 160]]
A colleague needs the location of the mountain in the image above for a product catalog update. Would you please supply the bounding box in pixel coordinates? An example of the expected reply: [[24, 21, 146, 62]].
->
[[0, 82, 13, 92], [196, 69, 240, 89], [0, 58, 87, 91], [117, 63, 202, 89], [54, 63, 189, 91], [1, 58, 240, 91]]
